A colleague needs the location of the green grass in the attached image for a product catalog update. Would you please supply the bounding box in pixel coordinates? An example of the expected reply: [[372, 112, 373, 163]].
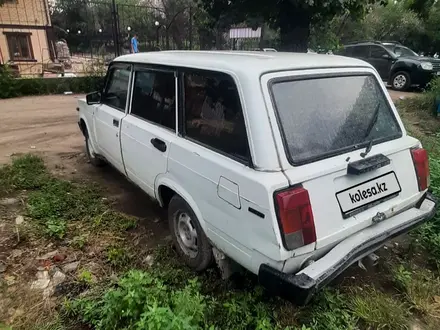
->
[[3, 126, 440, 330], [348, 287, 410, 330], [391, 264, 440, 319], [0, 154, 48, 196]]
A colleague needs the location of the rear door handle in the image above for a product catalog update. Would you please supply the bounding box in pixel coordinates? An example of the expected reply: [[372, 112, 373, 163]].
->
[[113, 119, 119, 127], [150, 138, 167, 152]]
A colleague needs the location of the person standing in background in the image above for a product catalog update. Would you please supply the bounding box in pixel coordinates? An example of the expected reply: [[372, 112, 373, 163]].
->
[[131, 34, 139, 53]]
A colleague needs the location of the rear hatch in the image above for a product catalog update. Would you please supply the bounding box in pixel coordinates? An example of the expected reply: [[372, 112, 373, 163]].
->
[[264, 69, 424, 250]]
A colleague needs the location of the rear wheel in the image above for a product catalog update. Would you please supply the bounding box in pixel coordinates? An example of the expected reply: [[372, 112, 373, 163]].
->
[[168, 195, 213, 271], [391, 71, 411, 91], [85, 135, 105, 167]]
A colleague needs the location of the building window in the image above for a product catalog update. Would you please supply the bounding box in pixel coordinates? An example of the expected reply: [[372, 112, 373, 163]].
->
[[5, 33, 34, 61]]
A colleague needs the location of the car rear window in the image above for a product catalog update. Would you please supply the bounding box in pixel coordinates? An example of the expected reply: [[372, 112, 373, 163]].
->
[[270, 74, 402, 165]]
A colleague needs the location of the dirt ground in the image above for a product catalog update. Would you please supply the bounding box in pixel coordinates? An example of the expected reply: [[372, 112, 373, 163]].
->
[[388, 89, 419, 102], [0, 94, 169, 244]]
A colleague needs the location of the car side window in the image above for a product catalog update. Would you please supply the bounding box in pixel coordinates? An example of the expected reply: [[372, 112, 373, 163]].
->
[[131, 69, 176, 130], [183, 70, 249, 162], [370, 46, 388, 58], [394, 46, 404, 57], [352, 45, 369, 58], [102, 66, 131, 111]]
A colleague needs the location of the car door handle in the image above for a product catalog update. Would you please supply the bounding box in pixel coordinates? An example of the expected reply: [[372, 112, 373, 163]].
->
[[150, 138, 167, 152], [113, 119, 119, 127]]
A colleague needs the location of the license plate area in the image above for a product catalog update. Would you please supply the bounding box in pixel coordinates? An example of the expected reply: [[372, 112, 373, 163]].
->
[[336, 172, 401, 218]]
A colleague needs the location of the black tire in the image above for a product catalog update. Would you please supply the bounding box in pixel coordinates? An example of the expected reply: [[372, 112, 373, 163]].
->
[[85, 135, 106, 167], [168, 195, 213, 271], [391, 71, 411, 91]]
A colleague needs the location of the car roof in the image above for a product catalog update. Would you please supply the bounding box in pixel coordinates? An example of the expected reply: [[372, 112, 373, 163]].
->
[[114, 50, 370, 76], [345, 42, 377, 47], [345, 41, 402, 48]]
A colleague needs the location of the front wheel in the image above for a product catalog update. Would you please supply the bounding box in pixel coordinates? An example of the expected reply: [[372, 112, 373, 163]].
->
[[391, 71, 411, 91], [85, 135, 105, 167], [168, 195, 213, 271]]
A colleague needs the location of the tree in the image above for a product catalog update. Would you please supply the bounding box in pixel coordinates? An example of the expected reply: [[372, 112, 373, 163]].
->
[[199, 0, 387, 52], [403, 0, 435, 19]]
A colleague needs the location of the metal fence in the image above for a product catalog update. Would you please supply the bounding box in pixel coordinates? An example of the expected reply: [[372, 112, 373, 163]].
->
[[4, 0, 278, 77]]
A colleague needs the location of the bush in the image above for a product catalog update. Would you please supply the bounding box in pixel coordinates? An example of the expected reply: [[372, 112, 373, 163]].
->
[[0, 65, 103, 99], [0, 65, 19, 98], [68, 271, 208, 330], [403, 77, 440, 115]]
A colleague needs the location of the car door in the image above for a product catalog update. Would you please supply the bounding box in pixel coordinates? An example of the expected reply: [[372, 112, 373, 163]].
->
[[94, 63, 132, 174], [167, 69, 257, 262], [369, 45, 393, 80], [120, 65, 177, 198], [351, 45, 370, 62]]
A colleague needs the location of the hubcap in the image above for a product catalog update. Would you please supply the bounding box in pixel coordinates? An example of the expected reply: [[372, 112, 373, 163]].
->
[[393, 74, 407, 89], [175, 211, 198, 258]]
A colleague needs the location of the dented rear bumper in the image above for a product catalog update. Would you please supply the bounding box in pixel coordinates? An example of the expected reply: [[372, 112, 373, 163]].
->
[[258, 192, 437, 306]]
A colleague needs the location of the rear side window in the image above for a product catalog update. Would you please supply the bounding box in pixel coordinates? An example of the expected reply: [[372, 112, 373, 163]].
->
[[183, 70, 249, 162], [352, 45, 369, 58], [370, 46, 388, 58], [102, 66, 131, 111], [131, 69, 176, 130], [270, 75, 402, 165]]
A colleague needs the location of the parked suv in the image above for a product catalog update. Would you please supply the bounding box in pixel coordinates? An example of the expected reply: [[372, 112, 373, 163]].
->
[[78, 51, 436, 305], [337, 41, 440, 91]]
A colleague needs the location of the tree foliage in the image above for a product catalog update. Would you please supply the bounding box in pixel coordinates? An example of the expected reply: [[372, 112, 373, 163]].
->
[[342, 2, 423, 46], [199, 0, 387, 51]]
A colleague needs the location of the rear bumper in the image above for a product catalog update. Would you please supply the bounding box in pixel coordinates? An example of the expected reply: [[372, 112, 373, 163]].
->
[[259, 192, 437, 306]]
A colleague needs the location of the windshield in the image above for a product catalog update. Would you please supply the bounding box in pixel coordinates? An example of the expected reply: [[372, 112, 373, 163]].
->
[[270, 75, 402, 165], [384, 44, 418, 57]]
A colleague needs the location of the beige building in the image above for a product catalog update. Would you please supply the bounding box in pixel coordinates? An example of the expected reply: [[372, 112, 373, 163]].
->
[[0, 0, 55, 76]]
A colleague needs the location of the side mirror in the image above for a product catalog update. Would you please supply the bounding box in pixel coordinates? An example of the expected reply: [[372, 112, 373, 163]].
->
[[382, 54, 391, 59], [86, 91, 101, 105]]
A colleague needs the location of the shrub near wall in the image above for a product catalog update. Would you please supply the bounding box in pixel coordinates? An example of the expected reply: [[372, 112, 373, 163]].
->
[[0, 66, 103, 99]]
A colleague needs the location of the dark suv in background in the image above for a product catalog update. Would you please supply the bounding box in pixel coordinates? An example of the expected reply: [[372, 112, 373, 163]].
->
[[337, 41, 440, 91]]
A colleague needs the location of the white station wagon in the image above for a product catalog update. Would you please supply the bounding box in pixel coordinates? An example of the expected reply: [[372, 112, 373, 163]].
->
[[78, 51, 436, 305]]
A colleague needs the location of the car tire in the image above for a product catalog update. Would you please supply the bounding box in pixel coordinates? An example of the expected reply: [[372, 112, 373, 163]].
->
[[85, 135, 105, 167], [391, 71, 411, 91], [168, 195, 213, 271]]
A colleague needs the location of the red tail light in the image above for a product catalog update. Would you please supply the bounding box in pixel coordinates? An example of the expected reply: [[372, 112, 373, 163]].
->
[[275, 187, 316, 250], [411, 148, 429, 191]]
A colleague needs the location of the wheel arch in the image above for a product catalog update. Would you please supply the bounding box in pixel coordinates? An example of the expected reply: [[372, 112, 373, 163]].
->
[[79, 116, 89, 138], [155, 176, 207, 232], [389, 62, 413, 82]]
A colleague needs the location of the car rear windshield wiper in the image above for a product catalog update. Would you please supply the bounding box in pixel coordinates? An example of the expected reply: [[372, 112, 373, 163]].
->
[[360, 102, 381, 158]]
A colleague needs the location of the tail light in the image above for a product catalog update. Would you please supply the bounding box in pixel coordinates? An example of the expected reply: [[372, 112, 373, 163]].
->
[[275, 187, 316, 250], [411, 147, 429, 191]]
